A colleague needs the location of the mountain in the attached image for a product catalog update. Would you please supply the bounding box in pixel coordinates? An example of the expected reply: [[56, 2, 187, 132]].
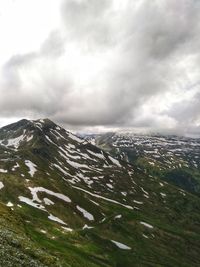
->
[[0, 119, 200, 266], [90, 132, 200, 196]]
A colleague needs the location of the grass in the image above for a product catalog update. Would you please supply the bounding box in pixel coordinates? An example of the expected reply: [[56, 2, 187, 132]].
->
[[0, 121, 200, 266]]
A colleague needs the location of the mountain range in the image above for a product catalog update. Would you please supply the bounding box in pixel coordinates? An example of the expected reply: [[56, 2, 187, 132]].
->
[[0, 119, 200, 266], [85, 132, 200, 196]]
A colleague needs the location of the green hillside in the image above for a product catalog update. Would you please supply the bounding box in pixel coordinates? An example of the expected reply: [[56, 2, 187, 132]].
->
[[0, 120, 200, 266]]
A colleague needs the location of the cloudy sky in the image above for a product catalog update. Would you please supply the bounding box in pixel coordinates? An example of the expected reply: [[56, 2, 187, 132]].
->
[[0, 0, 200, 135]]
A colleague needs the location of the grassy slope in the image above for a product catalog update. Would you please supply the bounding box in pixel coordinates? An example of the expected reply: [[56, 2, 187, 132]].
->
[[1, 168, 200, 267], [0, 201, 60, 267], [0, 121, 200, 266]]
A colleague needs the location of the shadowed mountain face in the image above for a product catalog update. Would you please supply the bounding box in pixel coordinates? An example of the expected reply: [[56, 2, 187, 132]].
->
[[0, 119, 200, 266]]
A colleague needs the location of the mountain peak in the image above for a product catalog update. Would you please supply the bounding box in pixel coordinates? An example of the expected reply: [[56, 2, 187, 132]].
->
[[31, 118, 56, 126], [0, 118, 62, 150], [0, 118, 87, 153], [0, 118, 59, 135]]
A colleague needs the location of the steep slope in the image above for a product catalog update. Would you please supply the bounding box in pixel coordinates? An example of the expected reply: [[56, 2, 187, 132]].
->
[[92, 132, 200, 196], [0, 120, 200, 266], [0, 201, 59, 266]]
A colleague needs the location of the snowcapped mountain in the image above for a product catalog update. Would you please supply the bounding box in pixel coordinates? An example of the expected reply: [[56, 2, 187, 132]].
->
[[90, 132, 200, 196], [0, 119, 200, 266]]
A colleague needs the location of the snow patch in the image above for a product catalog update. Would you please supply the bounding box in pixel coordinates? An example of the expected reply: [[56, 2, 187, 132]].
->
[[76, 205, 94, 221], [12, 162, 20, 171], [133, 200, 143, 205], [53, 163, 69, 176], [62, 226, 73, 232], [29, 187, 71, 203], [87, 150, 105, 159], [0, 169, 7, 173], [140, 221, 154, 229], [66, 159, 91, 170], [48, 214, 67, 225], [73, 186, 133, 210], [111, 240, 131, 250], [0, 135, 24, 149], [0, 182, 4, 190], [68, 133, 83, 143], [83, 224, 94, 229], [108, 156, 121, 167], [7, 201, 13, 207], [106, 183, 113, 189], [19, 196, 46, 210], [114, 214, 122, 219], [43, 198, 54, 205], [25, 160, 37, 177]]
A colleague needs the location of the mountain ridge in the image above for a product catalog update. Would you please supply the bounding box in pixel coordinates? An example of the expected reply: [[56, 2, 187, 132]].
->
[[0, 119, 200, 266], [87, 132, 200, 196]]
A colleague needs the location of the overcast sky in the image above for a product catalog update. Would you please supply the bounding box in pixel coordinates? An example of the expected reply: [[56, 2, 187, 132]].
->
[[0, 0, 200, 135]]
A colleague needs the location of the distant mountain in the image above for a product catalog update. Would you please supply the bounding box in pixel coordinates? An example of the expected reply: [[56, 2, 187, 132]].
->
[[88, 132, 200, 196], [0, 120, 200, 266]]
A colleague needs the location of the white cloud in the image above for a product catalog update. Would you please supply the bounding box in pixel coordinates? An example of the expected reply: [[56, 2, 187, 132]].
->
[[0, 0, 199, 135]]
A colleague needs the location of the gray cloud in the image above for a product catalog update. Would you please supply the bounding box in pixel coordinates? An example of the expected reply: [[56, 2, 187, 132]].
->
[[167, 91, 200, 125], [0, 0, 200, 135], [40, 30, 66, 58], [0, 47, 71, 117], [60, 0, 113, 49]]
